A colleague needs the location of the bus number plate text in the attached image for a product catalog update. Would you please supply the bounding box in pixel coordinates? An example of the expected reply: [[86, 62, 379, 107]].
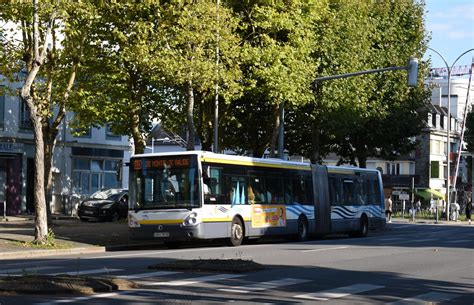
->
[[154, 232, 170, 238]]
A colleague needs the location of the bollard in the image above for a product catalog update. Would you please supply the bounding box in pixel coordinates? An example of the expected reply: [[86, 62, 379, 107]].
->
[[3, 201, 5, 220]]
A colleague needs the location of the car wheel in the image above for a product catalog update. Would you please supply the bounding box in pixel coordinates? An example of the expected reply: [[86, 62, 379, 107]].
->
[[228, 217, 244, 247], [110, 210, 119, 222]]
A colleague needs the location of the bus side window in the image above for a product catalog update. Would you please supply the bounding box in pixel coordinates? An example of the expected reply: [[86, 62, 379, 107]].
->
[[265, 176, 284, 204], [224, 175, 247, 205], [283, 178, 293, 204], [248, 177, 264, 204], [329, 176, 342, 206], [342, 179, 355, 205]]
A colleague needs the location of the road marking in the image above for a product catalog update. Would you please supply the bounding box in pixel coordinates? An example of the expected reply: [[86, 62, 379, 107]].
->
[[49, 268, 122, 276], [144, 273, 243, 286], [301, 246, 349, 253], [0, 266, 60, 276], [387, 292, 457, 305], [294, 283, 384, 301], [117, 271, 179, 279], [219, 278, 310, 294]]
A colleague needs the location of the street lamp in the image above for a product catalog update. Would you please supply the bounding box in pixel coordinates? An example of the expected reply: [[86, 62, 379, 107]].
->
[[426, 47, 474, 221]]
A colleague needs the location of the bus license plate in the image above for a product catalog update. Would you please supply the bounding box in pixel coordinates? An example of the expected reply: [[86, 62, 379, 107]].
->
[[154, 232, 169, 238]]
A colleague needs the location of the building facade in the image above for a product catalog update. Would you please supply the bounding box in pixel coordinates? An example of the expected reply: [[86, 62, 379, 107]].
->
[[0, 82, 131, 216]]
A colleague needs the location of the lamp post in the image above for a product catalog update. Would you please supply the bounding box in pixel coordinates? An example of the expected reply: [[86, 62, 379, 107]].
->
[[427, 47, 474, 221]]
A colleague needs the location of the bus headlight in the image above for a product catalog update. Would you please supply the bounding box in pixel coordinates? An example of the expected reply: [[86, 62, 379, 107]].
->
[[183, 212, 200, 226], [128, 215, 140, 228]]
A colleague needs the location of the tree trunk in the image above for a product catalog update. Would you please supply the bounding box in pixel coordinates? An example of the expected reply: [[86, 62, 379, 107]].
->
[[186, 80, 196, 151], [21, 87, 48, 243], [357, 151, 368, 168], [43, 125, 53, 225], [311, 121, 320, 164], [130, 105, 146, 155], [268, 102, 281, 158]]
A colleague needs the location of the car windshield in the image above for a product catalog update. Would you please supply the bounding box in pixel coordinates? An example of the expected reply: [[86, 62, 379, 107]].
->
[[130, 155, 200, 210], [90, 189, 123, 201]]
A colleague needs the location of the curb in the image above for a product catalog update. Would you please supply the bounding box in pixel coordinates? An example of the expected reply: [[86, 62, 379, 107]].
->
[[0, 246, 106, 260]]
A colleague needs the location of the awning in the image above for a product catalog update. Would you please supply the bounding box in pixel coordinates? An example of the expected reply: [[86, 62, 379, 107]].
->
[[415, 189, 445, 200]]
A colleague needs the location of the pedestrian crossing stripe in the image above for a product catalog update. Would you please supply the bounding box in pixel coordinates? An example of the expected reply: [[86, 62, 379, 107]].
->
[[117, 271, 179, 279], [294, 283, 384, 301], [218, 278, 311, 294], [387, 292, 458, 305]]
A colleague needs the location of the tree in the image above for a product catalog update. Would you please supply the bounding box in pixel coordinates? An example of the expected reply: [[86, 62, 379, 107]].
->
[[70, 2, 163, 155], [0, 0, 55, 243], [153, 0, 242, 151], [0, 0, 96, 241], [224, 1, 321, 157]]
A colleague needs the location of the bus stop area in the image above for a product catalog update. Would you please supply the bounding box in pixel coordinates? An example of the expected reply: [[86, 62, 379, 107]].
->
[[0, 215, 468, 260]]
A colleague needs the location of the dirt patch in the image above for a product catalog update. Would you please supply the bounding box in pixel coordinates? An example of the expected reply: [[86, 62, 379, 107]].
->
[[148, 259, 265, 273], [0, 275, 137, 295]]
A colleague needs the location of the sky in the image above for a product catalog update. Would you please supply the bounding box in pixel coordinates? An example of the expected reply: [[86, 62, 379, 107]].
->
[[424, 0, 474, 69]]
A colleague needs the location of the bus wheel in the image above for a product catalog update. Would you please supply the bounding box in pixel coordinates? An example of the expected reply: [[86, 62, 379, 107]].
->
[[356, 216, 369, 237], [297, 217, 309, 242], [229, 217, 244, 247]]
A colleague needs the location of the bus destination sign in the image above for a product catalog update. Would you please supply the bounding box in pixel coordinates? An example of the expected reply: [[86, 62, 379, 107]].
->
[[133, 157, 190, 170]]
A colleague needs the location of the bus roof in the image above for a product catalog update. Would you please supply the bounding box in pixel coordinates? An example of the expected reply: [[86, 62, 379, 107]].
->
[[132, 151, 381, 174]]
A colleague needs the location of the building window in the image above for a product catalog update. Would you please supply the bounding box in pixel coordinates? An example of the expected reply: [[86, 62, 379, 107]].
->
[[19, 97, 33, 130], [73, 158, 121, 195], [0, 90, 4, 129], [105, 124, 121, 141], [431, 161, 439, 179]]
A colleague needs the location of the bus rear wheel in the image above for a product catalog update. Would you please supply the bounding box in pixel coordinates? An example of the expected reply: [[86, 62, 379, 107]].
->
[[297, 217, 309, 241], [228, 217, 244, 247], [352, 216, 368, 238]]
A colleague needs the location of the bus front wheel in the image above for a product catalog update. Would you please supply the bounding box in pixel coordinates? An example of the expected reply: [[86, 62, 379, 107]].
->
[[228, 217, 244, 247], [297, 217, 309, 241]]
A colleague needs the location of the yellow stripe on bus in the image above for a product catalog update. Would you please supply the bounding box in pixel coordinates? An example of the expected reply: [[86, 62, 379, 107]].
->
[[202, 218, 252, 223], [201, 157, 310, 171]]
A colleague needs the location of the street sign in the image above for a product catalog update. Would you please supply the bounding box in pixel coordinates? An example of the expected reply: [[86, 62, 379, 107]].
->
[[392, 190, 401, 196], [399, 193, 410, 200]]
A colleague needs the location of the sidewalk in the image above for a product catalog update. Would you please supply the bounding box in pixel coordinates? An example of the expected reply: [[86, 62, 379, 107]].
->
[[0, 215, 162, 260]]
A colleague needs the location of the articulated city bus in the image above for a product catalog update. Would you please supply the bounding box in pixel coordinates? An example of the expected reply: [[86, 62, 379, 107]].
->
[[128, 151, 385, 247]]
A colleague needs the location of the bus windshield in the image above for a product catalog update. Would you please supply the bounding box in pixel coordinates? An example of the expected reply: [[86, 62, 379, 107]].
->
[[130, 155, 200, 210]]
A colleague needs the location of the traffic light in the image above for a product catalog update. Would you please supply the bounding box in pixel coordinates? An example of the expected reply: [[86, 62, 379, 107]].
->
[[407, 57, 418, 87]]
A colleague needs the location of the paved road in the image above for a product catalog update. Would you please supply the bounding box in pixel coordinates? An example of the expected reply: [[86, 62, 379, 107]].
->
[[1, 222, 472, 304]]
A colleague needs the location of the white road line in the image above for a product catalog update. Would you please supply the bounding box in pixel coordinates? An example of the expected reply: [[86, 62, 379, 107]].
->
[[144, 273, 243, 286], [49, 268, 122, 276], [0, 266, 60, 276], [294, 283, 384, 301], [387, 292, 457, 305], [301, 246, 349, 253], [219, 278, 310, 294], [117, 271, 179, 279]]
